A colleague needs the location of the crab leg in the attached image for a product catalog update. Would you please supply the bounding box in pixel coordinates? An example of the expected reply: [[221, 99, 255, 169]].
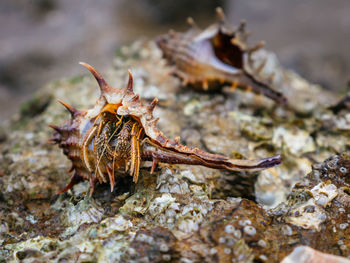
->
[[107, 165, 116, 192], [58, 173, 82, 194], [104, 116, 124, 191], [134, 127, 143, 182], [130, 123, 143, 182], [93, 121, 110, 183], [89, 176, 98, 197], [96, 165, 106, 184], [82, 125, 97, 173], [93, 115, 124, 181]]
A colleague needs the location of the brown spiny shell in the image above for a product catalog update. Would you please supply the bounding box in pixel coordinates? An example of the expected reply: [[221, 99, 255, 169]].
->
[[50, 63, 281, 195], [156, 7, 287, 105]]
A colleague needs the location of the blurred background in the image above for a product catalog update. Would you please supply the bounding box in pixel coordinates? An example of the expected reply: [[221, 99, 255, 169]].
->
[[0, 0, 349, 121]]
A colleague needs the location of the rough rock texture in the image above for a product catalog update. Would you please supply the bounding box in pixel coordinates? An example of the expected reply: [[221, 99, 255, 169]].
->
[[282, 246, 350, 263], [0, 41, 349, 262]]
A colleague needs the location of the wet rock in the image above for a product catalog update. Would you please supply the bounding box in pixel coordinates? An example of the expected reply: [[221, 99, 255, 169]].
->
[[59, 196, 104, 238], [1, 40, 349, 262], [272, 126, 315, 156], [121, 227, 179, 262]]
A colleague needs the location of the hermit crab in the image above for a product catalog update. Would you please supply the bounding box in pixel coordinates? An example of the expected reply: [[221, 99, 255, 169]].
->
[[50, 63, 281, 195], [156, 7, 287, 105]]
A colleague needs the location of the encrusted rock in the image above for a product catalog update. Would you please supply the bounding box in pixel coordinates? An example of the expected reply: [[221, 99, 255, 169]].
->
[[0, 40, 349, 262]]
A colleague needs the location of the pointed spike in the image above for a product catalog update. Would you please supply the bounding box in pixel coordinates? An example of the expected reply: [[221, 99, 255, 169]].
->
[[151, 117, 160, 125], [216, 7, 225, 22], [79, 62, 112, 94], [148, 98, 159, 113], [130, 94, 140, 102], [249, 41, 265, 54], [48, 137, 60, 143], [150, 158, 158, 174], [187, 17, 197, 28], [125, 70, 134, 94], [238, 19, 246, 32], [107, 167, 115, 192], [57, 173, 82, 194], [48, 124, 63, 133], [231, 37, 240, 46], [257, 155, 282, 169], [57, 99, 80, 117]]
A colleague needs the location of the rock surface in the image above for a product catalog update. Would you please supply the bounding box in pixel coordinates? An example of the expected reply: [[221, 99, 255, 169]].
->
[[282, 246, 350, 263], [0, 41, 349, 262]]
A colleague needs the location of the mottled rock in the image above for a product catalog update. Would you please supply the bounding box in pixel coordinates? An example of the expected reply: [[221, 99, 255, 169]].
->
[[0, 40, 349, 262], [121, 227, 179, 262]]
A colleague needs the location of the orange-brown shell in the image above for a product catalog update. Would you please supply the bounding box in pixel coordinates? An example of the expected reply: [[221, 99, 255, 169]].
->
[[51, 63, 282, 195], [156, 8, 287, 105], [81, 64, 279, 171]]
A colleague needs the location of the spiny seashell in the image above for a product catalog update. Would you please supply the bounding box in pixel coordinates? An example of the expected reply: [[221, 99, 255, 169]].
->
[[50, 63, 282, 195], [156, 7, 287, 105]]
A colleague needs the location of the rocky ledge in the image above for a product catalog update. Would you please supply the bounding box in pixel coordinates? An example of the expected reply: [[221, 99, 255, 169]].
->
[[0, 41, 349, 262]]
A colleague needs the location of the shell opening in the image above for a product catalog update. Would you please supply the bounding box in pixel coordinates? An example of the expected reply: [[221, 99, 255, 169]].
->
[[211, 31, 244, 69]]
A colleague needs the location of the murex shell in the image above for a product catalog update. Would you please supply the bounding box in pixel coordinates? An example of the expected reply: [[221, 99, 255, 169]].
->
[[156, 7, 287, 105], [50, 63, 281, 195]]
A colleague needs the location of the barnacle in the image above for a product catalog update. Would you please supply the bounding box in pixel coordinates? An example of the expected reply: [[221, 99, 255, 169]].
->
[[50, 63, 281, 195], [156, 7, 287, 105]]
